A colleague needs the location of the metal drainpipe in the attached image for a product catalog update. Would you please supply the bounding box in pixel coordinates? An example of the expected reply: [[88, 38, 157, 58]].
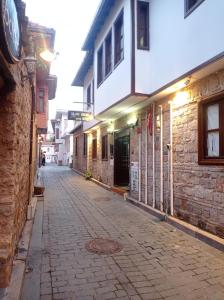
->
[[138, 120, 142, 202], [28, 85, 35, 202], [145, 111, 148, 205], [169, 102, 174, 216], [152, 103, 155, 208], [160, 105, 164, 212]]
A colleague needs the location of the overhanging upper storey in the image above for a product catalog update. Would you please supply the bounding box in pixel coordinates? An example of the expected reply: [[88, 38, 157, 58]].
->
[[82, 0, 116, 51]]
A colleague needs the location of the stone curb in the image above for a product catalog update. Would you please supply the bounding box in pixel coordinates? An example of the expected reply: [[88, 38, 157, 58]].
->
[[0, 196, 42, 300], [126, 196, 224, 252], [72, 168, 111, 190]]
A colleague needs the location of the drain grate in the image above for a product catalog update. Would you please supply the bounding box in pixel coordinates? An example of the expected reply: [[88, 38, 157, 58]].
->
[[85, 238, 123, 255], [93, 197, 111, 202]]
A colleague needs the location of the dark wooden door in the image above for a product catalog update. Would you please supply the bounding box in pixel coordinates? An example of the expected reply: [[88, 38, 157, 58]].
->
[[114, 135, 130, 186]]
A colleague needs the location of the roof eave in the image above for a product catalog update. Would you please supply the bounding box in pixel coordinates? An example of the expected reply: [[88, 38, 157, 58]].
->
[[81, 0, 115, 51]]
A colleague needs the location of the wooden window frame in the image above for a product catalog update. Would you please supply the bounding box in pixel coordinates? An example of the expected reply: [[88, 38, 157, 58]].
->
[[75, 137, 78, 156], [105, 30, 112, 77], [198, 93, 224, 165], [92, 79, 94, 104], [83, 133, 87, 156], [137, 1, 149, 50], [37, 88, 45, 113], [92, 138, 97, 160], [87, 84, 91, 108], [184, 0, 205, 18], [101, 135, 108, 161], [114, 10, 124, 67], [55, 128, 59, 139], [97, 46, 103, 87]]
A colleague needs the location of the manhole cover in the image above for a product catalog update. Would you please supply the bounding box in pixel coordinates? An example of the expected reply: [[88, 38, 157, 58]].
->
[[85, 238, 123, 255], [93, 197, 111, 202]]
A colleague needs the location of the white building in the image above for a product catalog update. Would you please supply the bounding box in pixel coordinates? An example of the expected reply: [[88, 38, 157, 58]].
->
[[52, 110, 74, 166], [71, 0, 224, 238], [41, 143, 56, 163]]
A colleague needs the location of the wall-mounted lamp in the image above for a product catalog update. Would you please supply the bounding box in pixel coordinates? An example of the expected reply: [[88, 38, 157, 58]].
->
[[107, 123, 114, 134], [21, 55, 37, 86], [156, 114, 161, 129], [166, 77, 191, 94], [39, 49, 59, 63], [127, 116, 138, 128]]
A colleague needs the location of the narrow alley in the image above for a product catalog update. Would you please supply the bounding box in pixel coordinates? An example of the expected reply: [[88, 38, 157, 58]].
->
[[24, 166, 224, 300]]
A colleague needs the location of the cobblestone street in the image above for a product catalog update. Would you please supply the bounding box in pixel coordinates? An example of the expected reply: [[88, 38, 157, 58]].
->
[[39, 166, 224, 300]]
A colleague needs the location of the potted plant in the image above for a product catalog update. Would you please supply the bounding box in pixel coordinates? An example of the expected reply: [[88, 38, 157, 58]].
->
[[85, 170, 92, 180]]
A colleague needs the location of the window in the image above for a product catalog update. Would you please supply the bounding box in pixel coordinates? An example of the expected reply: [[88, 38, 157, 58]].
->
[[38, 88, 45, 113], [92, 79, 94, 104], [110, 144, 114, 158], [83, 133, 88, 156], [114, 10, 124, 66], [185, 0, 205, 17], [92, 138, 97, 159], [102, 135, 108, 160], [198, 94, 224, 165], [87, 84, 91, 108], [75, 137, 78, 156], [97, 46, 103, 86], [137, 1, 149, 50], [55, 128, 59, 139], [105, 31, 112, 76]]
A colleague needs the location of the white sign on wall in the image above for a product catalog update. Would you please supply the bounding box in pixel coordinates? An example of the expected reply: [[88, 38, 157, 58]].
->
[[131, 162, 139, 192]]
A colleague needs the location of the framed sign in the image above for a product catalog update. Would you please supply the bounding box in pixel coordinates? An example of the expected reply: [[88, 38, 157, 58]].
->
[[0, 0, 21, 63], [68, 110, 91, 121], [130, 162, 139, 192]]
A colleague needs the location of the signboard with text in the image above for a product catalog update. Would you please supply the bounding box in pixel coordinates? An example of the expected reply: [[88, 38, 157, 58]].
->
[[68, 110, 91, 121], [130, 162, 139, 192]]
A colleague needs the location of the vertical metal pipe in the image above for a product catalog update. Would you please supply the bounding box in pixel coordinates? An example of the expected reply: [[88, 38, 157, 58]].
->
[[160, 105, 164, 212], [152, 103, 155, 208], [145, 112, 148, 205], [138, 128, 141, 202], [169, 102, 174, 215]]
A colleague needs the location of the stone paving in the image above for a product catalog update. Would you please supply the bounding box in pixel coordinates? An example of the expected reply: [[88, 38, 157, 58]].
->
[[40, 165, 224, 300]]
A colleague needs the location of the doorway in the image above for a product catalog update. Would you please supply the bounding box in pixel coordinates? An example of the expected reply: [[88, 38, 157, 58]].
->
[[114, 129, 130, 187]]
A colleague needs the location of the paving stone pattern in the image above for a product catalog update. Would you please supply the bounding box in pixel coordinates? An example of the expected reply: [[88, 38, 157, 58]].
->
[[40, 166, 224, 300]]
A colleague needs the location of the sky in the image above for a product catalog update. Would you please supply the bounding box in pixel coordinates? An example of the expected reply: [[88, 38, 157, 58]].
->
[[24, 0, 101, 119]]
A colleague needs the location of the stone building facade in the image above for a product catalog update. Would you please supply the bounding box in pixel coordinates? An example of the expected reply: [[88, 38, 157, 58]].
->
[[73, 70, 224, 239], [0, 2, 33, 286], [72, 0, 224, 240], [0, 0, 57, 287]]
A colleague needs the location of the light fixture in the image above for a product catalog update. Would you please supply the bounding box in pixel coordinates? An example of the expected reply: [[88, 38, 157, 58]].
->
[[173, 91, 189, 107], [166, 77, 191, 94], [107, 123, 114, 134], [39, 49, 59, 63], [156, 115, 161, 129], [21, 55, 37, 86], [127, 116, 138, 128]]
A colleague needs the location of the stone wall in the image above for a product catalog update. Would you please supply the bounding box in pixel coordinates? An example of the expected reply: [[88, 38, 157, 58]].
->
[[87, 127, 113, 186], [137, 70, 224, 238], [73, 130, 87, 174], [73, 70, 224, 238], [0, 59, 32, 287], [171, 70, 224, 238]]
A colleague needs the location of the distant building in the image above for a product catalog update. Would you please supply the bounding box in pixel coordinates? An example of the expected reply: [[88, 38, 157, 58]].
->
[[72, 0, 224, 238], [52, 110, 74, 166], [41, 142, 56, 163], [28, 22, 57, 168]]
